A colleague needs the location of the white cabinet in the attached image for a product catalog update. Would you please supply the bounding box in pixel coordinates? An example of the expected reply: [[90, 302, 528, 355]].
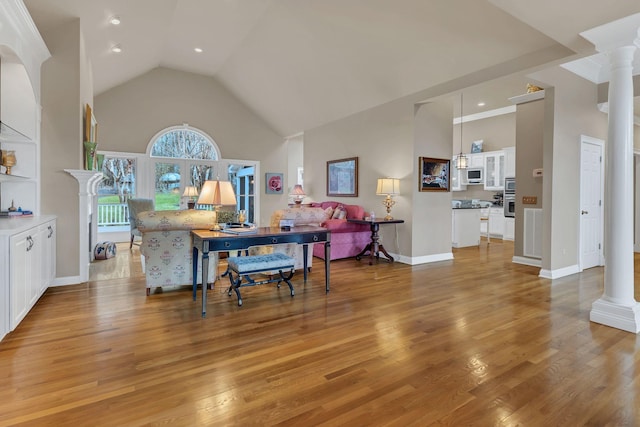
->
[[484, 151, 505, 191], [451, 155, 467, 191], [480, 207, 506, 239], [452, 209, 480, 248], [468, 153, 484, 168], [0, 216, 56, 339], [503, 217, 515, 241], [489, 208, 505, 238], [504, 146, 516, 178]]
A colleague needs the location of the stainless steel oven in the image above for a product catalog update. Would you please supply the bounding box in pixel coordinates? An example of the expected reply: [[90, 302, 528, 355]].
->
[[504, 178, 515, 217], [504, 194, 515, 217]]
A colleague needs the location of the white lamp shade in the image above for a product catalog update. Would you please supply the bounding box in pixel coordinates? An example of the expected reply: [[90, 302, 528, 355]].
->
[[376, 178, 400, 196], [290, 184, 306, 196], [182, 186, 199, 197], [197, 180, 237, 206]]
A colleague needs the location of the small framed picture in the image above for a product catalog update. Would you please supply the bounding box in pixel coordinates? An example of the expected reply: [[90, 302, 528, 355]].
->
[[327, 157, 358, 197], [419, 157, 450, 192], [265, 172, 283, 194]]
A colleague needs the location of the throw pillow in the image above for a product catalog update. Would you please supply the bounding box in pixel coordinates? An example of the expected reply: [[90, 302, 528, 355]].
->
[[324, 206, 334, 220], [332, 204, 347, 220]]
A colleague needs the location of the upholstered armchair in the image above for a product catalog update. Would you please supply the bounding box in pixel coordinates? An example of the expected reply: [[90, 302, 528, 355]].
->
[[136, 209, 218, 295], [127, 198, 155, 249]]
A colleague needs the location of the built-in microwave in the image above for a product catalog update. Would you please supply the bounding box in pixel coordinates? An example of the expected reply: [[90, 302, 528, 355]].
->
[[504, 177, 516, 193], [466, 168, 484, 184]]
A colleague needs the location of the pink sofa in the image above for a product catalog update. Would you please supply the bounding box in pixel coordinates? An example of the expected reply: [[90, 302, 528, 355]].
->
[[309, 201, 371, 261]]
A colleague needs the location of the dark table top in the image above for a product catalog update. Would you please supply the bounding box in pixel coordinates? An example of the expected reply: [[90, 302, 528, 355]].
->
[[347, 218, 404, 225]]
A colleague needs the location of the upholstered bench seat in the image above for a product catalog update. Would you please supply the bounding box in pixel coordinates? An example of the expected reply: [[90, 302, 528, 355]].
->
[[226, 253, 295, 306]]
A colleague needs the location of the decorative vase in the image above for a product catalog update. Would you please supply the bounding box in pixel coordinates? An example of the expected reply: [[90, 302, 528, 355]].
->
[[84, 141, 97, 171], [1, 150, 16, 175], [238, 210, 247, 224]]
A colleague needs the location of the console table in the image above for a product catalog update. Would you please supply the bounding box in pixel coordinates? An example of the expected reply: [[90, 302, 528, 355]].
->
[[348, 218, 404, 265], [192, 226, 331, 317]]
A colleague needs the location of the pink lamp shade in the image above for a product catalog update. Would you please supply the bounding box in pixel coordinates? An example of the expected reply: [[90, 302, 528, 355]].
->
[[290, 184, 306, 204]]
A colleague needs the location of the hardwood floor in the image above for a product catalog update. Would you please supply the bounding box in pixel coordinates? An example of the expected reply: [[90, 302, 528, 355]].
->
[[1, 240, 640, 426]]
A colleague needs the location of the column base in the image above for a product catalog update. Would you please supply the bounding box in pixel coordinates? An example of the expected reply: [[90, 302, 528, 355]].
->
[[590, 298, 640, 333]]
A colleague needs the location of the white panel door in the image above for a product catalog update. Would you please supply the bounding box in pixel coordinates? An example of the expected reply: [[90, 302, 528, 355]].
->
[[580, 137, 604, 271]]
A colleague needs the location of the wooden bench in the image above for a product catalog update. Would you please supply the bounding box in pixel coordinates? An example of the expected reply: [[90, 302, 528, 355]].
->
[[226, 253, 296, 306]]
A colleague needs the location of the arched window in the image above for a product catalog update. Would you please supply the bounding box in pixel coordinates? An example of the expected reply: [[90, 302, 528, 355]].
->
[[147, 125, 221, 210], [149, 126, 220, 160]]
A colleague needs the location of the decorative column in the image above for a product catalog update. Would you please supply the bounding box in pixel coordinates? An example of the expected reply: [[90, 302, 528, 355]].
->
[[585, 17, 640, 332], [64, 169, 103, 283]]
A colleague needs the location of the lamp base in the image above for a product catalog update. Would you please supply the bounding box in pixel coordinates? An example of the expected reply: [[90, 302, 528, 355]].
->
[[383, 214, 394, 221]]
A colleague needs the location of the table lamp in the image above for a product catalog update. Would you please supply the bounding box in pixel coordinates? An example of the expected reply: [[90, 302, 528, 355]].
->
[[197, 180, 237, 230], [182, 186, 199, 209], [376, 178, 400, 220], [290, 184, 306, 206]]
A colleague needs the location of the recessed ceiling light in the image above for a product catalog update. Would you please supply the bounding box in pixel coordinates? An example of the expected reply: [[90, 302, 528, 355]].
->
[[111, 45, 122, 53], [109, 16, 121, 25], [194, 47, 203, 53], [477, 102, 486, 107]]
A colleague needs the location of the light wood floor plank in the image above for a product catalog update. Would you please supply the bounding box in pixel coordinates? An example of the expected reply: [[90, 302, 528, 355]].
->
[[1, 240, 640, 425]]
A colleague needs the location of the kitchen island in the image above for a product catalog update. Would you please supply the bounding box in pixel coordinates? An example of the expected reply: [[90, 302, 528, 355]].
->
[[451, 207, 481, 248]]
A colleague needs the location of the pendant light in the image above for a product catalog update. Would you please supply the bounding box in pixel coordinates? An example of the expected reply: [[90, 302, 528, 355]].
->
[[456, 93, 468, 170]]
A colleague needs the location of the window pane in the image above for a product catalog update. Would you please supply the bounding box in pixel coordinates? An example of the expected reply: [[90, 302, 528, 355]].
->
[[150, 129, 218, 160], [155, 162, 181, 210], [97, 157, 136, 227]]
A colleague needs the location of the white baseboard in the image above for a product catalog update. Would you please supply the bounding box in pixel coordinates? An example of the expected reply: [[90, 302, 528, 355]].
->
[[539, 264, 580, 279], [50, 275, 83, 287], [404, 252, 454, 265], [512, 256, 541, 268]]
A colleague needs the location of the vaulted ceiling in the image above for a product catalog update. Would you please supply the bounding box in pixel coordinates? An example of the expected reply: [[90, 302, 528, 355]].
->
[[23, 0, 640, 137]]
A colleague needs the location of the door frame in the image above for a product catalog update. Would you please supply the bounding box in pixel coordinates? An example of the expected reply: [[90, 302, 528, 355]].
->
[[579, 135, 605, 271]]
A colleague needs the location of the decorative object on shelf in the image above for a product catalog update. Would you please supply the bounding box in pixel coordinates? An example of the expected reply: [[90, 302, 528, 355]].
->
[[8, 200, 17, 212], [376, 178, 400, 220], [471, 139, 483, 153], [84, 141, 97, 170], [327, 157, 358, 197], [96, 153, 105, 171], [455, 93, 468, 170], [526, 83, 543, 93], [265, 172, 283, 194], [182, 186, 199, 209], [197, 179, 237, 230], [237, 209, 247, 223], [1, 150, 16, 175], [290, 184, 306, 206], [419, 157, 450, 192]]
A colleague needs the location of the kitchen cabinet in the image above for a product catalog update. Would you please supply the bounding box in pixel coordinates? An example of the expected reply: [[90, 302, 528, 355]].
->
[[484, 150, 505, 191], [451, 155, 467, 191], [503, 217, 515, 241], [480, 207, 505, 239], [489, 208, 505, 238], [468, 153, 484, 168], [504, 146, 516, 178], [452, 209, 480, 248], [0, 216, 56, 339]]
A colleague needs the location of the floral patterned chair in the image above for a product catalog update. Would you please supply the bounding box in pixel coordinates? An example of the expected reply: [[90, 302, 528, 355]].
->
[[136, 210, 218, 295]]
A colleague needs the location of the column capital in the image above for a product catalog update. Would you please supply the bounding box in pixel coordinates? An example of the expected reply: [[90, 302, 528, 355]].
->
[[580, 13, 640, 53]]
